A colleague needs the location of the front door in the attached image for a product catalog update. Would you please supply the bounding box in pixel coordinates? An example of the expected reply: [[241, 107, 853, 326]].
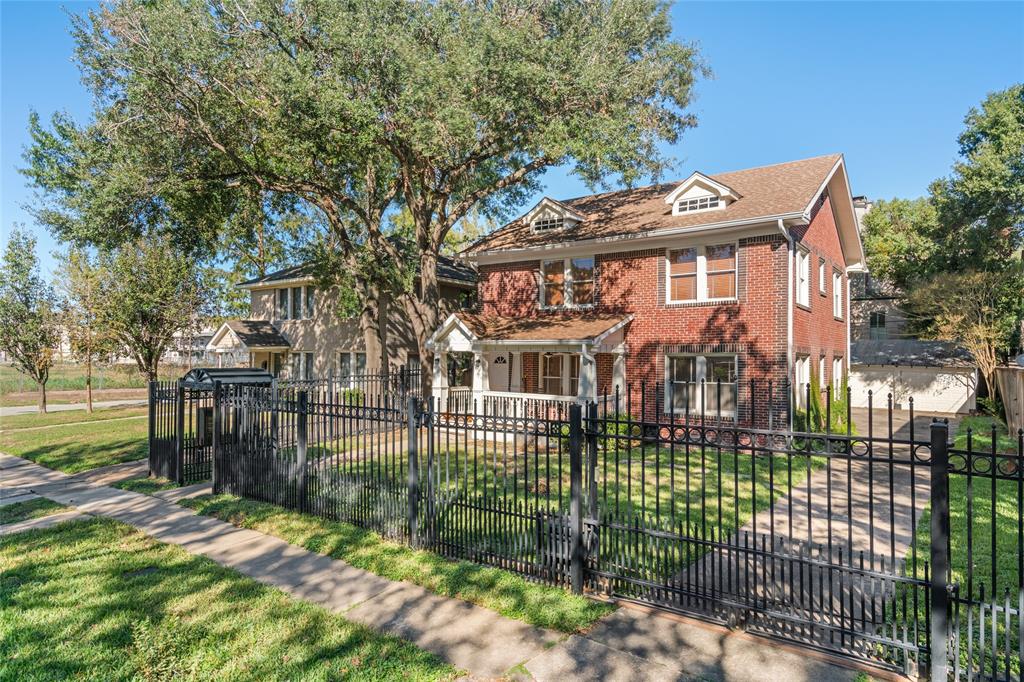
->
[[487, 352, 511, 392]]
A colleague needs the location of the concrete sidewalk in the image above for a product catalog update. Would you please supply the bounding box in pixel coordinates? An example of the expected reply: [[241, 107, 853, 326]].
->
[[2, 453, 870, 681], [0, 399, 147, 418]]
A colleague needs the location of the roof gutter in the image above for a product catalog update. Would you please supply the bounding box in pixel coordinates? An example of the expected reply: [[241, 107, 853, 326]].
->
[[466, 212, 807, 263]]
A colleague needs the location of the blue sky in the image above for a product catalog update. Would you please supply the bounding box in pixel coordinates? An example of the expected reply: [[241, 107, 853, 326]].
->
[[2, 1, 1022, 276]]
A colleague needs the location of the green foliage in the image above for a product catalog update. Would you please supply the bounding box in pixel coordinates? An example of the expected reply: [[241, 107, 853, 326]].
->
[[0, 227, 60, 410], [795, 372, 854, 435], [861, 197, 942, 296], [96, 234, 209, 380]]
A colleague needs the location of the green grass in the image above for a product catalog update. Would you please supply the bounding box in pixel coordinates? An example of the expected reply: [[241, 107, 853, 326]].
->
[[0, 518, 458, 681], [1, 406, 147, 431], [112, 477, 180, 495], [0, 416, 147, 474], [0, 498, 69, 525], [0, 363, 150, 395], [179, 493, 613, 632], [954, 415, 1020, 453], [893, 416, 1021, 677]]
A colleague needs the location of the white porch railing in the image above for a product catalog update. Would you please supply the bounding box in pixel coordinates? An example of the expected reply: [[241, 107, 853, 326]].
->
[[442, 387, 581, 418]]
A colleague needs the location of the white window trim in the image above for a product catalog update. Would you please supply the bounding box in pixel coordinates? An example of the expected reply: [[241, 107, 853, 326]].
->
[[795, 248, 811, 308], [832, 357, 843, 392], [671, 194, 724, 216], [277, 284, 315, 321], [540, 257, 596, 310], [665, 242, 738, 304], [818, 257, 826, 294], [794, 354, 811, 408], [663, 353, 738, 417], [832, 270, 843, 319], [539, 352, 580, 397]]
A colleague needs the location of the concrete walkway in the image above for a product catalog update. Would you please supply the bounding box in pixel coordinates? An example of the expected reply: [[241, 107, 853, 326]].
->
[[1, 453, 872, 681], [0, 399, 147, 417]]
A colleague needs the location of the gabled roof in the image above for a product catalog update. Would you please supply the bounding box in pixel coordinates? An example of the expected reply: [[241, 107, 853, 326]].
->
[[522, 197, 587, 225], [465, 155, 864, 267], [431, 311, 632, 346], [663, 171, 742, 206], [207, 320, 291, 351], [851, 340, 975, 368], [238, 250, 477, 289]]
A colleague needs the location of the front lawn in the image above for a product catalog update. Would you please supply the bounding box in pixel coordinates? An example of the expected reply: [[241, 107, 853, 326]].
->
[[0, 498, 69, 525], [180, 493, 613, 632], [0, 414, 148, 474], [1, 406, 147, 431], [0, 518, 458, 681]]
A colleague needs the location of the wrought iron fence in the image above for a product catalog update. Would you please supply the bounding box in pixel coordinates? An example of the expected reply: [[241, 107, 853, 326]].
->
[[166, 378, 1022, 679]]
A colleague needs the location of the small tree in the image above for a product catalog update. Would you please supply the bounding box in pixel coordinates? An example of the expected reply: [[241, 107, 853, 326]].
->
[[909, 267, 1024, 406], [0, 228, 60, 412], [97, 235, 207, 381], [57, 248, 118, 412]]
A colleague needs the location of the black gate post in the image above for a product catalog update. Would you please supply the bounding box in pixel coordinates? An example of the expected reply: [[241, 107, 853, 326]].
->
[[569, 403, 584, 594], [929, 418, 951, 681], [212, 381, 222, 494], [147, 381, 156, 477], [174, 379, 185, 485], [586, 402, 599, 519], [407, 396, 420, 548], [296, 390, 309, 512]]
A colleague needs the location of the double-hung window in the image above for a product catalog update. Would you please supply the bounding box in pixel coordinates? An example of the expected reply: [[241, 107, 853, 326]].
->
[[277, 288, 289, 319], [832, 271, 843, 318], [665, 354, 737, 416], [338, 351, 367, 380], [542, 353, 563, 395], [818, 258, 826, 294], [541, 257, 595, 308], [796, 249, 810, 307], [832, 357, 843, 392], [305, 287, 315, 318], [291, 287, 303, 320], [869, 311, 887, 340], [794, 355, 810, 408], [666, 243, 736, 303]]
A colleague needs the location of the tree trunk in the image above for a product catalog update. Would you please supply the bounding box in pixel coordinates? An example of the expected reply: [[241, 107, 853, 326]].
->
[[37, 382, 47, 414], [86, 355, 94, 413], [377, 287, 391, 374], [416, 249, 441, 396]]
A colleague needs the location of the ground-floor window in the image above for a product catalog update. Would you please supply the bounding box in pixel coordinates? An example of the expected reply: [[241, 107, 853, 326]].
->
[[665, 354, 737, 415], [540, 352, 580, 396], [832, 356, 843, 391], [303, 352, 314, 381], [794, 354, 810, 407], [338, 350, 367, 378]]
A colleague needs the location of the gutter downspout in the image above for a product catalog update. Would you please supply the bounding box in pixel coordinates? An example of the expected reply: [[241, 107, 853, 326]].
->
[[580, 343, 597, 403], [779, 219, 794, 428]]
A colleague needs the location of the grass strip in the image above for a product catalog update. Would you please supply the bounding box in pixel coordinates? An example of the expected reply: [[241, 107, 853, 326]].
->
[[112, 477, 180, 495], [0, 517, 459, 681], [180, 494, 614, 632], [0, 416, 147, 474], [0, 498, 69, 525], [1, 406, 147, 431]]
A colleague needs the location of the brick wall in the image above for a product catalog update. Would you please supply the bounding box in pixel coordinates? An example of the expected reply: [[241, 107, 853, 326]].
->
[[791, 193, 849, 390]]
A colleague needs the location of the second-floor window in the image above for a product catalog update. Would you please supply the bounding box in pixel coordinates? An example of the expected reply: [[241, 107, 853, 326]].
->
[[541, 257, 595, 308], [818, 258, 826, 294], [666, 243, 737, 303], [832, 271, 843, 318], [275, 285, 314, 320], [796, 248, 810, 307]]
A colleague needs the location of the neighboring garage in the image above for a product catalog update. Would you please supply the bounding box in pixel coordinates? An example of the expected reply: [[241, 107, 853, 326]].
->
[[849, 339, 977, 413]]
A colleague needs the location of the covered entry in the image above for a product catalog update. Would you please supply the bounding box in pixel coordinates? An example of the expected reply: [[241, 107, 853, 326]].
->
[[149, 367, 275, 484]]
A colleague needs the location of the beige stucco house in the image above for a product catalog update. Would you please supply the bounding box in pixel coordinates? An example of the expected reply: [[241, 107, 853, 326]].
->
[[207, 257, 476, 380]]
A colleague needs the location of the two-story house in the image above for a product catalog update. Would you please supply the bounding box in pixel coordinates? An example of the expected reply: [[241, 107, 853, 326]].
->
[[206, 255, 476, 380], [427, 154, 865, 424]]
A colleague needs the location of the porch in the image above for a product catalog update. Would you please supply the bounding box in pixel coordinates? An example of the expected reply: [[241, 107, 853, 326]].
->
[[427, 311, 632, 415]]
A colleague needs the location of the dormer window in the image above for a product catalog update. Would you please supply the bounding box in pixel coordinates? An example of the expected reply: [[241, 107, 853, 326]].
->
[[532, 216, 565, 232], [675, 196, 720, 214], [523, 197, 585, 234], [664, 171, 741, 217]]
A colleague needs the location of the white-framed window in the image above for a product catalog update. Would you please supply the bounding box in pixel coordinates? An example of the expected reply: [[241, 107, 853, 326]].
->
[[832, 271, 843, 318], [539, 352, 581, 396], [303, 351, 314, 380], [541, 257, 595, 308], [674, 195, 720, 215], [818, 258, 826, 294], [666, 243, 737, 303], [796, 249, 810, 307], [291, 287, 303, 320], [291, 352, 302, 379], [794, 354, 810, 408], [818, 355, 826, 388], [832, 357, 843, 392], [276, 285, 313, 320], [532, 216, 564, 232], [665, 354, 737, 416]]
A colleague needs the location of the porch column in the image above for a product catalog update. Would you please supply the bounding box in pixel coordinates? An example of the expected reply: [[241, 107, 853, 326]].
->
[[578, 346, 597, 402], [432, 350, 449, 408], [472, 350, 488, 405], [613, 352, 626, 393]]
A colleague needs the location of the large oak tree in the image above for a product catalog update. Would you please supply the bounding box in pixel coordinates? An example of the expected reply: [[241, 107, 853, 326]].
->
[[25, 0, 702, 388]]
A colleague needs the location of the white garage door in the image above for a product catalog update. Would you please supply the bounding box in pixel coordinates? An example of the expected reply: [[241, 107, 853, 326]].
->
[[849, 366, 977, 414]]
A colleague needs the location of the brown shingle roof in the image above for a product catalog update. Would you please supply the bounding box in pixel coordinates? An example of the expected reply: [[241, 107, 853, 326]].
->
[[456, 312, 630, 342], [466, 154, 842, 253], [225, 320, 291, 348]]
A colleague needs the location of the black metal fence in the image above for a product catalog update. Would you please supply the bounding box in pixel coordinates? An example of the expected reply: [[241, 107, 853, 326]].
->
[[179, 379, 1021, 679]]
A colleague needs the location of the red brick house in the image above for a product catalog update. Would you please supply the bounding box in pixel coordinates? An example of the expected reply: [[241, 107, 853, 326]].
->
[[427, 154, 865, 423]]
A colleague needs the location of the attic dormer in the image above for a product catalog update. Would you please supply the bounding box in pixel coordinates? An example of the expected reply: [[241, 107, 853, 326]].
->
[[523, 197, 585, 233], [664, 172, 741, 217]]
